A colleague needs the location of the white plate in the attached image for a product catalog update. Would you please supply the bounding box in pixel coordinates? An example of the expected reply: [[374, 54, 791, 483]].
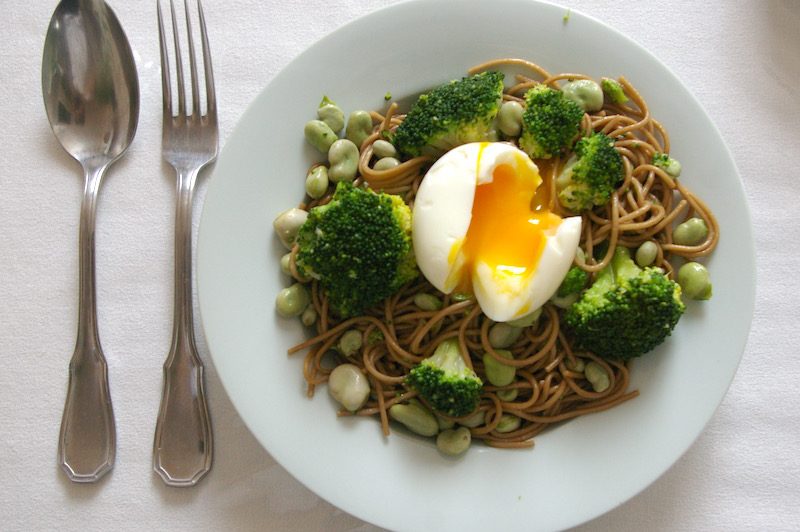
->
[[197, 0, 755, 529]]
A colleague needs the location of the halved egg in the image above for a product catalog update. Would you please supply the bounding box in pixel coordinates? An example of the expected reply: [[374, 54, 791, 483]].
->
[[412, 142, 581, 322]]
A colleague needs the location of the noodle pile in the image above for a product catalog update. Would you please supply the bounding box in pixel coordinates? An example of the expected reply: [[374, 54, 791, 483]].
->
[[286, 58, 718, 449]]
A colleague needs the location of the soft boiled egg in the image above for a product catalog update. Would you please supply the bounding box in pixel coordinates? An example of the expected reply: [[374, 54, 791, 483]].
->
[[412, 142, 581, 322]]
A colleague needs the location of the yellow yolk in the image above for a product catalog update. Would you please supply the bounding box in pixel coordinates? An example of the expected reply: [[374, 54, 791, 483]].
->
[[454, 144, 562, 292]]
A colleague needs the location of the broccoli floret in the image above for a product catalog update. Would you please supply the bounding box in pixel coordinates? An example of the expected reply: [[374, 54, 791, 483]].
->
[[652, 152, 682, 178], [406, 338, 483, 417], [390, 71, 504, 157], [557, 266, 589, 297], [564, 246, 685, 360], [295, 182, 417, 317], [555, 132, 624, 212], [601, 78, 628, 104], [519, 84, 584, 159]]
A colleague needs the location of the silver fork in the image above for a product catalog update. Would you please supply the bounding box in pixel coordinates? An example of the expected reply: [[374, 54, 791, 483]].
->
[[153, 0, 217, 487]]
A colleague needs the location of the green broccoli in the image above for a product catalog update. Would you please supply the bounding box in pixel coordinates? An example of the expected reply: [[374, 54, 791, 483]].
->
[[406, 338, 483, 417], [564, 246, 685, 360], [555, 132, 624, 212], [295, 182, 417, 317], [557, 266, 589, 298], [652, 152, 682, 178], [390, 71, 504, 157], [601, 78, 628, 104], [519, 84, 585, 159]]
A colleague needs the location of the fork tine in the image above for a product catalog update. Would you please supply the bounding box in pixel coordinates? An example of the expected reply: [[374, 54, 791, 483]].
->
[[183, 0, 200, 116], [168, 0, 186, 116], [157, 0, 171, 115], [197, 0, 216, 117]]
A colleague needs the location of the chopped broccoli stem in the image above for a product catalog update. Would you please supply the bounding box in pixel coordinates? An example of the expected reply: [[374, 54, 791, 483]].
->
[[295, 182, 417, 317], [391, 71, 504, 157]]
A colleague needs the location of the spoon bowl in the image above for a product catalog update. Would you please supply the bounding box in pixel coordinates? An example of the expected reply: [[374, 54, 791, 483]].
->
[[42, 0, 139, 483]]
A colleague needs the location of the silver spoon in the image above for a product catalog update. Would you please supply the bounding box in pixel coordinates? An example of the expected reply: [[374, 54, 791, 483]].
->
[[42, 0, 139, 483]]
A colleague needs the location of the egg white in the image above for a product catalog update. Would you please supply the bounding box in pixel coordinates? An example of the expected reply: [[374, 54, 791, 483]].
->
[[412, 142, 582, 322]]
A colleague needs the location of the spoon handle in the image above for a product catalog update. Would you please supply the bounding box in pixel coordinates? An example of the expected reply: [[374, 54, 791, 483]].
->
[[58, 165, 115, 483], [153, 166, 212, 487]]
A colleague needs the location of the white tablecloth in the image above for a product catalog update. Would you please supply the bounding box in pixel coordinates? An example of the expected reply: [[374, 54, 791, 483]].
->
[[3, 0, 798, 530]]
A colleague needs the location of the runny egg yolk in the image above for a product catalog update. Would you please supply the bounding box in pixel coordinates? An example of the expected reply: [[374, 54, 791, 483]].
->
[[455, 144, 562, 291]]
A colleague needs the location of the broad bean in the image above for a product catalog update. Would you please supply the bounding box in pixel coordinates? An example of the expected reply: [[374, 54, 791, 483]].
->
[[317, 97, 344, 132], [673, 217, 708, 246], [328, 139, 359, 182], [305, 165, 329, 199], [275, 283, 310, 317], [497, 388, 519, 402], [635, 241, 658, 267], [482, 349, 516, 387], [489, 322, 523, 349], [562, 79, 604, 112], [497, 101, 524, 137], [389, 401, 439, 437], [506, 307, 542, 328], [495, 414, 521, 433], [301, 305, 317, 327], [280, 253, 292, 276], [273, 207, 308, 249], [372, 139, 397, 158], [373, 157, 400, 171], [345, 110, 373, 148], [678, 262, 713, 300], [436, 427, 471, 456], [328, 364, 370, 412], [304, 119, 337, 153], [338, 329, 363, 357], [584, 361, 610, 392], [414, 293, 443, 311]]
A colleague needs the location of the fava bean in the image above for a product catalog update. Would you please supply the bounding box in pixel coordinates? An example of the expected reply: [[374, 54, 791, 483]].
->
[[459, 409, 485, 428], [328, 364, 370, 412], [673, 217, 708, 246], [328, 139, 359, 182], [305, 165, 329, 199], [497, 388, 519, 402], [345, 110, 373, 148], [436, 427, 471, 456], [273, 208, 308, 250], [414, 293, 443, 311], [373, 157, 400, 171], [280, 253, 292, 276], [565, 357, 586, 373], [497, 101, 524, 137], [389, 401, 439, 437], [338, 329, 363, 357], [678, 262, 713, 300], [482, 349, 516, 387], [635, 241, 659, 267], [372, 139, 397, 159], [506, 307, 542, 328], [584, 361, 610, 392], [317, 97, 345, 133], [301, 305, 317, 327], [495, 414, 521, 433], [275, 283, 310, 317], [304, 119, 337, 153], [489, 322, 523, 348], [436, 414, 456, 431], [562, 79, 604, 112]]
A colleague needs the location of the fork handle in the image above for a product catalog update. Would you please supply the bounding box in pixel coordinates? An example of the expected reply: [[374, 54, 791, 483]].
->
[[153, 166, 212, 487]]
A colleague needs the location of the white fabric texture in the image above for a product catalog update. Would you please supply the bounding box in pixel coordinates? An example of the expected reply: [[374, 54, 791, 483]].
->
[[1, 0, 798, 530]]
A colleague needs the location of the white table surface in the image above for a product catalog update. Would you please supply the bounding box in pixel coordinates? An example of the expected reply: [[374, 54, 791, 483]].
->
[[2, 0, 799, 530]]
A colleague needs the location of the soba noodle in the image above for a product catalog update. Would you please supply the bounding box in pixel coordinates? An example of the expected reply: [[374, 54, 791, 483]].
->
[[287, 58, 718, 449]]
